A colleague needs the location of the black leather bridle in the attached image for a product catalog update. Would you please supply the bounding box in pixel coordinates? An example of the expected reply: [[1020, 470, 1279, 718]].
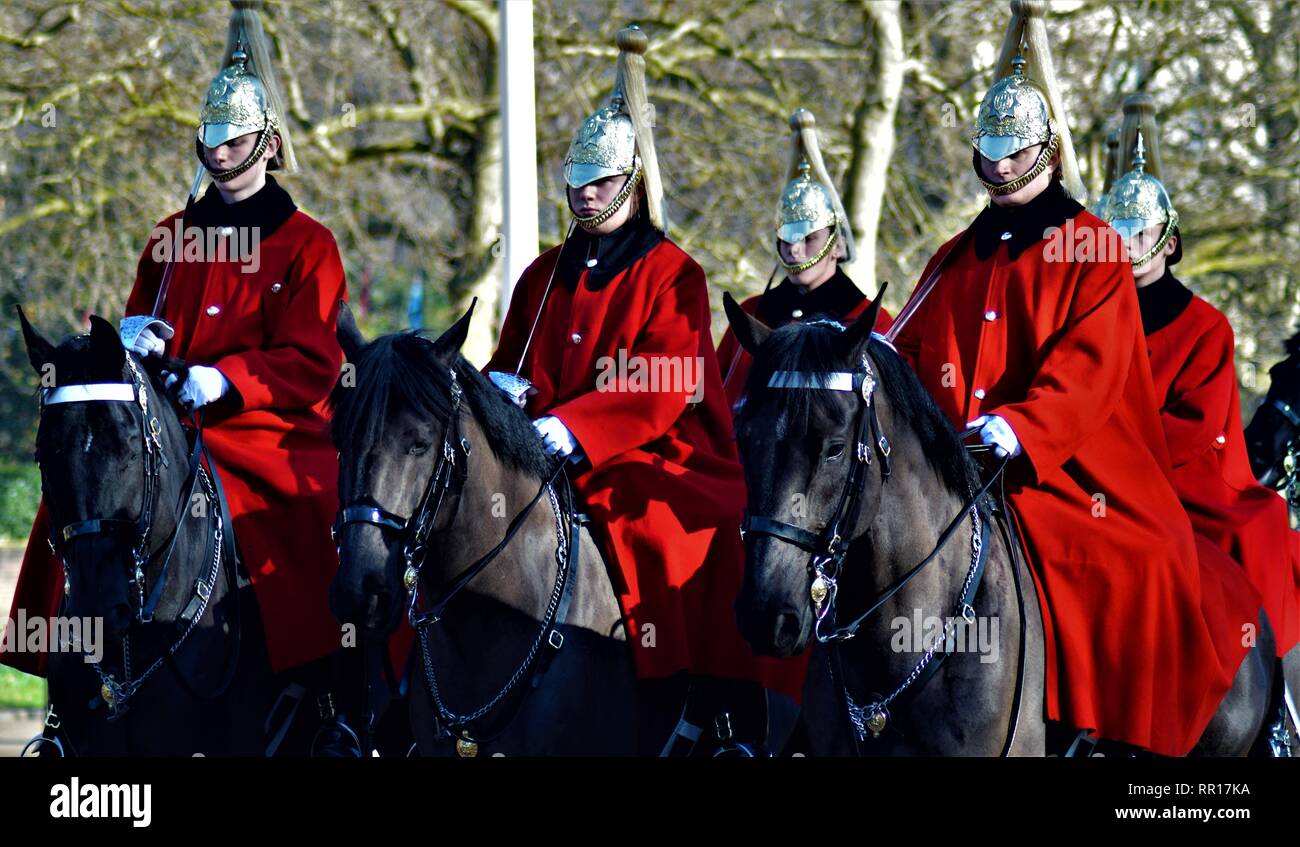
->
[[739, 348, 897, 643], [333, 368, 471, 602], [40, 357, 207, 627], [38, 356, 234, 718], [737, 338, 1027, 751]]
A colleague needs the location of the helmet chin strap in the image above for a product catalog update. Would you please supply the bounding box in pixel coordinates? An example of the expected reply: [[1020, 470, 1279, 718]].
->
[[196, 119, 275, 184], [572, 165, 643, 231], [974, 133, 1060, 197]]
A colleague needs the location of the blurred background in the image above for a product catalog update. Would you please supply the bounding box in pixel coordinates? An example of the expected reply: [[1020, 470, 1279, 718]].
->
[[0, 0, 1296, 552]]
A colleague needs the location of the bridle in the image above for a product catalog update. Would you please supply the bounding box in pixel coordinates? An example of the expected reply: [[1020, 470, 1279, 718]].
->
[[741, 345, 896, 644], [333, 367, 580, 756], [38, 356, 227, 717], [738, 336, 1016, 747]]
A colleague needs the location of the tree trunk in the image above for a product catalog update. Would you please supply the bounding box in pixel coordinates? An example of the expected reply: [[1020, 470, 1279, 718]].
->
[[841, 0, 904, 298]]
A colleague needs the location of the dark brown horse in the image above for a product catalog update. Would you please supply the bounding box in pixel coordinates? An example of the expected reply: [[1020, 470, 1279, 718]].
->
[[329, 303, 650, 755], [725, 293, 1283, 756]]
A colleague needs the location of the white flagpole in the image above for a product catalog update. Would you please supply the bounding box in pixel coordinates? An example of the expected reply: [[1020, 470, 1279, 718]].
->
[[499, 0, 539, 329]]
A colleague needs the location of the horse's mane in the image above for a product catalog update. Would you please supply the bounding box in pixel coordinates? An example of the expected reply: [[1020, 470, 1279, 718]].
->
[[736, 317, 980, 499], [328, 331, 552, 480]]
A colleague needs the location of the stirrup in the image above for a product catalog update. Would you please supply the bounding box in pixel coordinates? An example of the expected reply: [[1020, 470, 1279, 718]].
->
[[310, 692, 364, 757], [1267, 704, 1294, 757], [20, 706, 66, 758], [1063, 730, 1101, 757], [711, 711, 767, 758], [20, 735, 65, 758], [310, 716, 364, 758]]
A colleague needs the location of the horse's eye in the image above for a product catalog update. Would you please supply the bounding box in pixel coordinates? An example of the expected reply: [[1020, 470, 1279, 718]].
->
[[408, 441, 431, 457], [825, 441, 846, 461]]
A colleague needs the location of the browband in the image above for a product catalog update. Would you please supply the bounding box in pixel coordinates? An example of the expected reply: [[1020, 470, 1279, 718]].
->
[[44, 384, 136, 405]]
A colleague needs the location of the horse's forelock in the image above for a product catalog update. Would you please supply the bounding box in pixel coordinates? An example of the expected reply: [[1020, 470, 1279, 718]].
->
[[328, 331, 551, 480], [737, 318, 979, 499]]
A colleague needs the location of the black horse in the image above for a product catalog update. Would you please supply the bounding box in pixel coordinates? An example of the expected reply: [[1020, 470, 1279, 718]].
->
[[1246, 328, 1300, 491], [725, 293, 1279, 756], [18, 309, 277, 756]]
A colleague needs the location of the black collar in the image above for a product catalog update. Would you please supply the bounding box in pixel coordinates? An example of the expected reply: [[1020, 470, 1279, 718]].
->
[[187, 175, 298, 238], [971, 179, 1083, 261], [556, 209, 664, 291], [1137, 267, 1194, 335], [756, 266, 866, 326]]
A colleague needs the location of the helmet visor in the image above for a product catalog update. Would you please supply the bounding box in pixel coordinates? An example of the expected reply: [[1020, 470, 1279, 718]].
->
[[975, 134, 1039, 163], [199, 122, 261, 149]]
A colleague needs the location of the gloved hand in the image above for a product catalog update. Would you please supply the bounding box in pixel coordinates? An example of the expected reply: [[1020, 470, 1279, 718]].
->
[[533, 415, 582, 461], [966, 414, 1022, 459], [165, 365, 230, 411], [120, 317, 174, 358]]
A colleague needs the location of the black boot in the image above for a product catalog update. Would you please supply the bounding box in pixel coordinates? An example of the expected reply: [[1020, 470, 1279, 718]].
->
[[311, 692, 364, 758]]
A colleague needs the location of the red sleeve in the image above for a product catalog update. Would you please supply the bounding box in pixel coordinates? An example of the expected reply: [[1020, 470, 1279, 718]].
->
[[994, 255, 1139, 485], [1161, 312, 1236, 469], [213, 228, 347, 412], [549, 263, 713, 469]]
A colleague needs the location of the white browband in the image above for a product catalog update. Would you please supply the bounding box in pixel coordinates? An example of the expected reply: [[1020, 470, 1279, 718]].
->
[[767, 371, 855, 391], [43, 383, 136, 405]]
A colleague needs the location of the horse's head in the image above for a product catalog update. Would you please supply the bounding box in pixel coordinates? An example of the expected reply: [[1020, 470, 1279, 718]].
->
[[725, 293, 889, 656], [1245, 329, 1300, 487], [19, 307, 188, 639], [328, 302, 476, 635]]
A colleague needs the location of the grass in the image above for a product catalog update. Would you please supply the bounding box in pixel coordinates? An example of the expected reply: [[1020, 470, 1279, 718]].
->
[[0, 459, 40, 543], [0, 665, 46, 710]]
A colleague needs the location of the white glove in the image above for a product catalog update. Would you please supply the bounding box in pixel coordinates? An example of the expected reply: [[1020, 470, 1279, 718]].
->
[[120, 317, 174, 358], [533, 415, 582, 461], [966, 414, 1022, 459], [165, 365, 230, 411]]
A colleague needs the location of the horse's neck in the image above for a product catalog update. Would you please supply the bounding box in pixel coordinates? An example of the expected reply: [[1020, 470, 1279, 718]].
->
[[148, 405, 220, 622], [430, 417, 623, 644], [433, 416, 566, 625], [847, 431, 974, 647]]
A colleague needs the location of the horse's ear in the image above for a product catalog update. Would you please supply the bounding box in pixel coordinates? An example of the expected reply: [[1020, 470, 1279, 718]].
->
[[723, 292, 771, 355], [430, 297, 476, 358], [336, 300, 366, 361], [832, 282, 889, 362], [88, 314, 125, 374], [16, 305, 55, 374]]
